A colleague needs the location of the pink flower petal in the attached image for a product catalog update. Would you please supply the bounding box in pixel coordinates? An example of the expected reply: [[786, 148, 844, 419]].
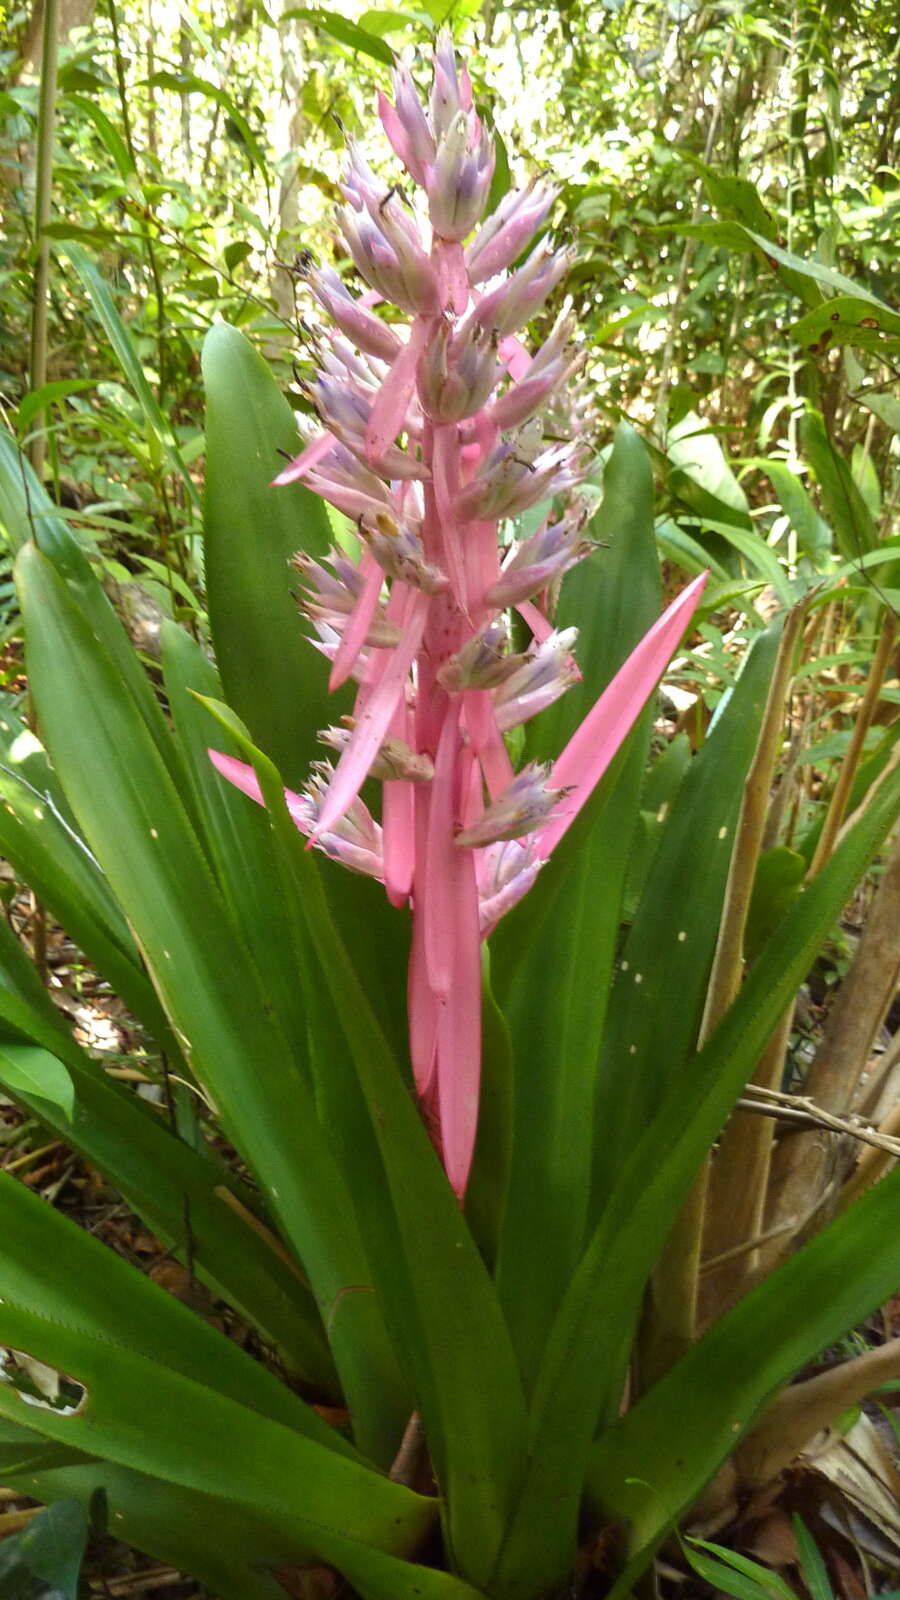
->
[[378, 89, 425, 184], [424, 698, 462, 998], [442, 241, 469, 313], [534, 572, 708, 858], [382, 777, 415, 907], [515, 598, 555, 644], [431, 424, 472, 613], [365, 319, 432, 464], [408, 790, 440, 1095], [436, 840, 482, 1199], [464, 689, 513, 801], [328, 551, 383, 692], [208, 750, 309, 831], [497, 334, 532, 381], [271, 430, 336, 487], [310, 589, 430, 841]]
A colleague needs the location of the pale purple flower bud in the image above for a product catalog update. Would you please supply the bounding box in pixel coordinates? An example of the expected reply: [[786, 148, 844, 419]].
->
[[430, 27, 464, 138], [488, 311, 578, 430], [339, 204, 440, 316], [303, 762, 384, 878], [453, 433, 587, 521], [477, 839, 544, 932], [486, 507, 594, 607], [312, 375, 425, 480], [390, 67, 436, 183], [428, 111, 495, 242], [340, 137, 383, 213], [454, 761, 568, 847], [319, 724, 434, 783], [292, 549, 401, 646], [318, 336, 382, 390], [466, 179, 558, 283], [358, 508, 448, 595], [307, 619, 371, 682], [493, 629, 580, 731], [474, 238, 576, 337], [417, 317, 500, 424], [308, 266, 402, 364], [302, 442, 393, 521], [437, 618, 514, 691]]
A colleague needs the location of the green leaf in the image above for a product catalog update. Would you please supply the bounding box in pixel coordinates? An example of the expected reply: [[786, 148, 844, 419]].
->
[[282, 7, 397, 63], [0, 1498, 89, 1599], [202, 323, 335, 789], [1, 1435, 293, 1600], [161, 623, 312, 1057], [696, 519, 793, 605], [223, 238, 252, 271], [487, 127, 511, 216], [680, 1537, 795, 1600], [0, 722, 181, 1054], [747, 459, 832, 564], [0, 974, 336, 1391], [492, 423, 660, 1388], [145, 72, 267, 174], [68, 93, 135, 179], [197, 697, 529, 1590], [589, 1143, 900, 1595], [856, 390, 900, 433], [0, 1043, 73, 1119], [662, 216, 895, 317], [790, 294, 900, 354], [792, 1516, 834, 1600], [744, 846, 806, 964], [0, 1166, 344, 1453], [801, 410, 878, 561], [495, 744, 900, 1600], [16, 381, 96, 436], [743, 228, 899, 315], [655, 515, 730, 578], [592, 624, 781, 1210], [16, 540, 407, 1462], [0, 1298, 446, 1600], [60, 245, 199, 510]]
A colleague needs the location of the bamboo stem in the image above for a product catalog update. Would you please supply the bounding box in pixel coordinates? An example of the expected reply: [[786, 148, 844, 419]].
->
[[809, 611, 897, 877], [640, 603, 807, 1378], [27, 0, 59, 483]]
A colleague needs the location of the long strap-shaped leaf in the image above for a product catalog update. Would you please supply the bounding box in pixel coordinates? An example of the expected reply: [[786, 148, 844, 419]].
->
[[0, 1300, 447, 1595], [592, 621, 782, 1211], [0, 1426, 306, 1600], [0, 969, 336, 1391], [490, 423, 660, 1389], [586, 1156, 900, 1596], [161, 622, 315, 1062], [0, 1169, 339, 1452], [491, 755, 900, 1600], [201, 698, 529, 1592], [16, 541, 408, 1464], [202, 323, 336, 790]]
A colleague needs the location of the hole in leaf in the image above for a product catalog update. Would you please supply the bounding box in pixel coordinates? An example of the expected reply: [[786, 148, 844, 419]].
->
[[0, 1347, 87, 1416]]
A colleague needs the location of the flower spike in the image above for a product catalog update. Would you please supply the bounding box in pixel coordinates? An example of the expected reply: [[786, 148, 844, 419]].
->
[[211, 35, 707, 1199]]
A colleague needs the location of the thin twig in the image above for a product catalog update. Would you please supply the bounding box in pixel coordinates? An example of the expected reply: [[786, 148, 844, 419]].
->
[[736, 1085, 900, 1156]]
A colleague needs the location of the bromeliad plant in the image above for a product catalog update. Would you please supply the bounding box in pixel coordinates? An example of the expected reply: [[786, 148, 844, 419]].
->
[[205, 33, 706, 1197], [0, 33, 900, 1600]]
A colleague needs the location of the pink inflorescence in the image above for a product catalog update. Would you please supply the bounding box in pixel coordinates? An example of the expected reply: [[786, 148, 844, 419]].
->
[[210, 32, 707, 1197]]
